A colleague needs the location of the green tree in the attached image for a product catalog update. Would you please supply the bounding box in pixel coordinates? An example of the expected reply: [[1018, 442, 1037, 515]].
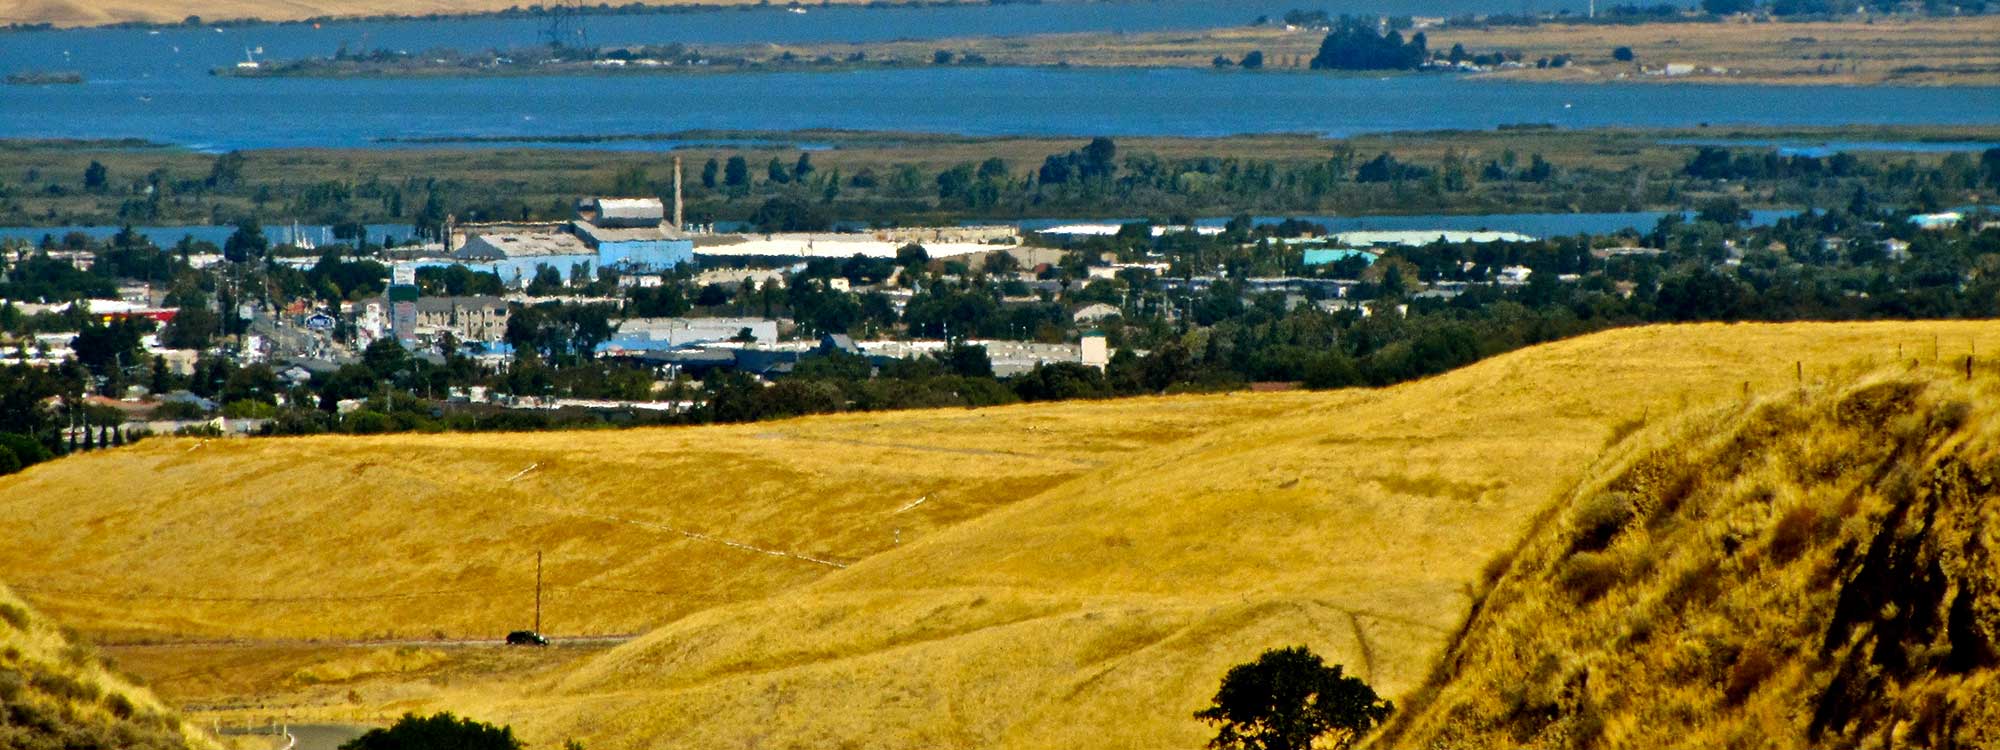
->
[[339, 712, 521, 750], [941, 343, 992, 378], [161, 305, 218, 351], [223, 218, 267, 263], [72, 319, 148, 378], [723, 156, 750, 193], [362, 338, 413, 380], [750, 196, 830, 232], [610, 165, 649, 196], [0, 433, 50, 471], [701, 158, 720, 189], [1194, 646, 1392, 750], [207, 150, 246, 187], [83, 160, 109, 192]]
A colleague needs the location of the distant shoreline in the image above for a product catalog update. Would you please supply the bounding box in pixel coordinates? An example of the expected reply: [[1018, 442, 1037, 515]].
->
[[202, 15, 2000, 88], [215, 60, 2000, 88]]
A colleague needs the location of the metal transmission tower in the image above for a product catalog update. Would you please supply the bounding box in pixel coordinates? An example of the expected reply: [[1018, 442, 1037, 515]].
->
[[540, 0, 589, 50]]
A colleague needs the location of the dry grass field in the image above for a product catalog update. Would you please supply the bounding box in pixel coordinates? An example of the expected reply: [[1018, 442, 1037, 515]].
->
[[7, 321, 2000, 747], [1386, 366, 2000, 748], [1435, 15, 2000, 85], [739, 15, 2000, 85], [0, 0, 959, 28], [0, 584, 217, 749]]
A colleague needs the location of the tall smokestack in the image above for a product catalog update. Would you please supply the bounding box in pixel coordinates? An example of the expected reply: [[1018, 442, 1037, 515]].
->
[[672, 156, 684, 232]]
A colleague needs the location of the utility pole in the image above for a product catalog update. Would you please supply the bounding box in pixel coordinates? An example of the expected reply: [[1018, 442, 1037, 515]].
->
[[534, 550, 543, 634]]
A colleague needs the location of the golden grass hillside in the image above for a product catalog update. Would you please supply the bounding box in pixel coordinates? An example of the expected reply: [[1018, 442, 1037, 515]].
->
[[0, 583, 217, 750], [1384, 366, 2000, 748], [5, 321, 1999, 749], [0, 0, 965, 28], [1, 393, 1300, 642], [470, 322, 2000, 750]]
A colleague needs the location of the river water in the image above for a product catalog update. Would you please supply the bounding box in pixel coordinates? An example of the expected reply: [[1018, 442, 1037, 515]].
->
[[5, 67, 1997, 151], [3, 0, 1996, 150]]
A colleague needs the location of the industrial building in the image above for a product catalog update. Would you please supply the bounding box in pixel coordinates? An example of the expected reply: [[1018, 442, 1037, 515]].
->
[[450, 229, 597, 287], [440, 194, 696, 288], [572, 197, 695, 273]]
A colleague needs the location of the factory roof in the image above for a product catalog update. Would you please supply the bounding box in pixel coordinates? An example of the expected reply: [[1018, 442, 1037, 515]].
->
[[573, 220, 687, 245], [454, 232, 591, 260], [591, 198, 667, 227]]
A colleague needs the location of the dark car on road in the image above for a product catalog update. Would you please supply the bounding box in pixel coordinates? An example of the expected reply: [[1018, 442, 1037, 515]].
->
[[505, 630, 549, 646]]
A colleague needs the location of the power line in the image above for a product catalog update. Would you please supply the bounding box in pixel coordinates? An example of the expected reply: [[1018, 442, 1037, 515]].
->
[[12, 582, 724, 604], [11, 584, 506, 603]]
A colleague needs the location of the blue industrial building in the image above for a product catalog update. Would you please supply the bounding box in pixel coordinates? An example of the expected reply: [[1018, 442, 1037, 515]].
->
[[573, 197, 694, 274], [438, 198, 693, 288], [574, 223, 694, 273]]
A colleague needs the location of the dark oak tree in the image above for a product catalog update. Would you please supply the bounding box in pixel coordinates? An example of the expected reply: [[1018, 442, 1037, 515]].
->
[[1195, 646, 1392, 750]]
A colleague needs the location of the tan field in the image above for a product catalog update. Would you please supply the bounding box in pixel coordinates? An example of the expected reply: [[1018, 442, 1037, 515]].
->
[[1435, 15, 2000, 85], [0, 0, 958, 28], [6, 321, 2000, 748], [736, 15, 2000, 85]]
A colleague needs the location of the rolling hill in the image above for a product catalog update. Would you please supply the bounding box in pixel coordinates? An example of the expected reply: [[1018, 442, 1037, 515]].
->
[[2, 321, 1996, 748], [0, 583, 215, 750], [1384, 368, 2000, 748]]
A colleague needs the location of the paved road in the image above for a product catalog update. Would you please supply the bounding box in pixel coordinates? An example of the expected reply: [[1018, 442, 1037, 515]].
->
[[108, 633, 640, 650], [220, 723, 369, 750], [291, 724, 370, 750]]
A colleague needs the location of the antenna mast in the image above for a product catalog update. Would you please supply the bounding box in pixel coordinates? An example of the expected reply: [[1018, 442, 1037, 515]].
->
[[534, 550, 542, 633]]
